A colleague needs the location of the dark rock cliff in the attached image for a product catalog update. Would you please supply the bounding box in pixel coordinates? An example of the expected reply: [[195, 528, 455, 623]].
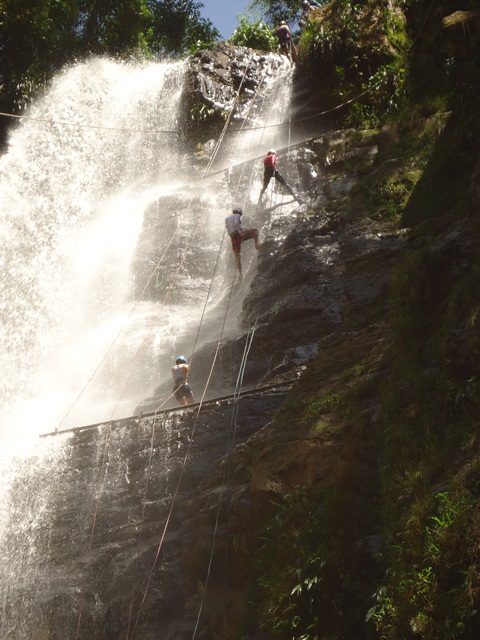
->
[[75, 37, 409, 639], [17, 2, 480, 637]]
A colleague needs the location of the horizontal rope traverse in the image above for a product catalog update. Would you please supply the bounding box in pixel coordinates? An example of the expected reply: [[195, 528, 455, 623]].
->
[[0, 72, 383, 135]]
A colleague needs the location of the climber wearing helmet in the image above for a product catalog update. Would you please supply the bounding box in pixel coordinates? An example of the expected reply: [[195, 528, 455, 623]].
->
[[172, 355, 194, 405], [225, 205, 261, 280], [258, 150, 300, 204], [298, 0, 321, 29]]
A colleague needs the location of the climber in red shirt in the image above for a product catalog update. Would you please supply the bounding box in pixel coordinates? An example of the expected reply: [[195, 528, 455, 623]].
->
[[258, 150, 301, 204]]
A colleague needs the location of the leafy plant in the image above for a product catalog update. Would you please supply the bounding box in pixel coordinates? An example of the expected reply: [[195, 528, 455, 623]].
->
[[367, 488, 480, 640], [0, 0, 221, 118], [229, 15, 276, 51], [251, 487, 366, 640]]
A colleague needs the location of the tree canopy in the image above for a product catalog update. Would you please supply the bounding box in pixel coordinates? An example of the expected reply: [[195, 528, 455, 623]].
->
[[251, 0, 305, 27], [0, 0, 220, 121]]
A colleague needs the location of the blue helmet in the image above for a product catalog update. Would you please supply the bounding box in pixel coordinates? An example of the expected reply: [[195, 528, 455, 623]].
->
[[176, 355, 187, 364]]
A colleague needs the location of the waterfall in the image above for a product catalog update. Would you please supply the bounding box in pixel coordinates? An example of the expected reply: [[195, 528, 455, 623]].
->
[[0, 58, 194, 441], [0, 53, 294, 638], [0, 55, 294, 444]]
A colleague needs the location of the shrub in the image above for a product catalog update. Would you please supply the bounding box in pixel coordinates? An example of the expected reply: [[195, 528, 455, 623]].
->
[[229, 16, 277, 51]]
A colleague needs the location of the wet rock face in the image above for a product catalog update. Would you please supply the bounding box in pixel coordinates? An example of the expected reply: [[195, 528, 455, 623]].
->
[[4, 388, 289, 640], [57, 41, 410, 640], [136, 125, 407, 412], [183, 40, 288, 138]]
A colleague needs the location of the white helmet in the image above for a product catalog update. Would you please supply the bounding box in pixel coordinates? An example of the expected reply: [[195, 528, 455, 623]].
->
[[232, 205, 243, 214], [268, 149, 276, 155]]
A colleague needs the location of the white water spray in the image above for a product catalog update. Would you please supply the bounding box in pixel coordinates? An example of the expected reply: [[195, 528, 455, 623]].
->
[[0, 55, 294, 445], [0, 52, 296, 639], [0, 59, 193, 441]]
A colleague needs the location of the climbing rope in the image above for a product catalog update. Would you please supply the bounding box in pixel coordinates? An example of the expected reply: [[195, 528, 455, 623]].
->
[[0, 70, 396, 137], [58, 47, 261, 436], [62, 50, 295, 640], [188, 62, 300, 640], [126, 266, 239, 640], [73, 52, 259, 639], [74, 421, 114, 639], [124, 66, 281, 632], [121, 53, 284, 639], [191, 315, 259, 640], [124, 409, 167, 639]]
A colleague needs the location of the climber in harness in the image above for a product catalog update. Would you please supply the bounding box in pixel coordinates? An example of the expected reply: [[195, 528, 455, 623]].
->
[[172, 356, 194, 405], [258, 149, 301, 204], [225, 205, 261, 280]]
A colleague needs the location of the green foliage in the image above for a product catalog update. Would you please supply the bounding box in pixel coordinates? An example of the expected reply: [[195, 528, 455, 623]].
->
[[298, 3, 366, 114], [190, 103, 222, 125], [298, 0, 409, 128], [299, 18, 350, 69], [251, 0, 307, 28], [366, 63, 407, 114], [146, 0, 220, 57], [254, 488, 346, 640], [302, 391, 341, 429], [368, 488, 480, 640], [229, 15, 276, 51], [385, 4, 409, 52], [362, 173, 413, 222], [0, 0, 220, 117], [248, 4, 480, 640]]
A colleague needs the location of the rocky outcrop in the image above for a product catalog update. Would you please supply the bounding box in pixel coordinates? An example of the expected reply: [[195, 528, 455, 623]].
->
[[136, 126, 406, 412], [443, 10, 480, 59], [181, 40, 288, 139]]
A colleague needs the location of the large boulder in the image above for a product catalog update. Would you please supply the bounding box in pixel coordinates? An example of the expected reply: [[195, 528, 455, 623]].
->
[[181, 40, 288, 140]]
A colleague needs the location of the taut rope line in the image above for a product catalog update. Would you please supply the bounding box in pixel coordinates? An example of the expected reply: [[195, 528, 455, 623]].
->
[[124, 55, 265, 638], [127, 266, 239, 640], [74, 52, 257, 639], [191, 317, 259, 639]]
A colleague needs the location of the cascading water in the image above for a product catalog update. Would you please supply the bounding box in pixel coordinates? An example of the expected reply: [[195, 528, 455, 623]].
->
[[0, 54, 294, 443], [0, 52, 294, 638], [1, 58, 193, 441]]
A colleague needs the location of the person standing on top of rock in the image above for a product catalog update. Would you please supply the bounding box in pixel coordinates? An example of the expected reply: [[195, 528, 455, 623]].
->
[[276, 21, 292, 56], [225, 205, 261, 280], [258, 149, 301, 204], [275, 21, 300, 63], [172, 355, 194, 405], [301, 0, 314, 19], [300, 0, 321, 24]]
